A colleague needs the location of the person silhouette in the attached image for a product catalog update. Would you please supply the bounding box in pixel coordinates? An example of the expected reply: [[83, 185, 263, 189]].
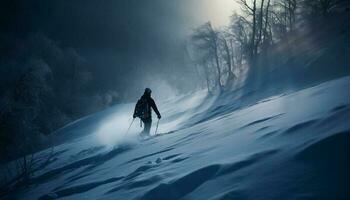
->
[[133, 88, 161, 136]]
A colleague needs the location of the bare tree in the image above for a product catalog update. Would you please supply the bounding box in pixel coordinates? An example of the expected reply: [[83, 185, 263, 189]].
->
[[191, 22, 223, 90], [237, 0, 275, 62], [237, 0, 258, 62], [187, 39, 212, 92], [256, 0, 266, 54], [270, 0, 297, 39], [230, 13, 250, 64], [220, 31, 236, 86], [288, 0, 298, 30], [263, 0, 272, 47]]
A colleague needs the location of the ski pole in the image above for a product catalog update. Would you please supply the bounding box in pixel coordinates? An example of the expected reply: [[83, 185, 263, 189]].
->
[[154, 119, 160, 135], [125, 118, 135, 136]]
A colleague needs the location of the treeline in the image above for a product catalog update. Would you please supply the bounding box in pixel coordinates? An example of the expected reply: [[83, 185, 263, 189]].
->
[[189, 0, 348, 92], [0, 33, 119, 163]]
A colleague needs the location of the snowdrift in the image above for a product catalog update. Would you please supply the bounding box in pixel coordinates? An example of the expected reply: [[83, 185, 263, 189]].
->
[[5, 77, 350, 199]]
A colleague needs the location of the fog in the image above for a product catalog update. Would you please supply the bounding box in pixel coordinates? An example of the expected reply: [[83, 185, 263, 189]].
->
[[0, 0, 240, 161], [1, 0, 238, 102]]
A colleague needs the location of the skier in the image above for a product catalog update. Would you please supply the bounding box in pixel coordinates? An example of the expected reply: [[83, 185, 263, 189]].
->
[[133, 88, 161, 136]]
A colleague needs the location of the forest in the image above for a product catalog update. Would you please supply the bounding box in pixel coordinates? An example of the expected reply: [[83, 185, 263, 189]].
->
[[189, 0, 349, 92]]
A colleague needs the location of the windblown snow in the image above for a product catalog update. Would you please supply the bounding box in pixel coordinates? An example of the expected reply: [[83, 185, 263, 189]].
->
[[14, 77, 350, 199]]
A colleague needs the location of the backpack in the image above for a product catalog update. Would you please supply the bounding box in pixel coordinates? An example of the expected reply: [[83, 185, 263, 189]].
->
[[134, 98, 150, 119]]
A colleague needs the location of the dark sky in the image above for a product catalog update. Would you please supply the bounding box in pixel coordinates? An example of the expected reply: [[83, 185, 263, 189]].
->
[[0, 0, 236, 99], [1, 0, 200, 97], [2, 1, 188, 48]]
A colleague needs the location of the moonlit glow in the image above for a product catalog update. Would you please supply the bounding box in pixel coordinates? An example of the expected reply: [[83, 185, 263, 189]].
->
[[190, 0, 239, 28]]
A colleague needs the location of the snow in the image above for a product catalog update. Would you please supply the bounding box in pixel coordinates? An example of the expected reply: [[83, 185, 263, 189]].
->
[[11, 76, 350, 199]]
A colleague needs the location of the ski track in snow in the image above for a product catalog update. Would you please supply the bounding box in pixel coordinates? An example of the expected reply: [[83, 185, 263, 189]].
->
[[9, 77, 350, 200]]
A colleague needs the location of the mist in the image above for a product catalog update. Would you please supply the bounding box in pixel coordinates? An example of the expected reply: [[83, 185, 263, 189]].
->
[[0, 0, 241, 162]]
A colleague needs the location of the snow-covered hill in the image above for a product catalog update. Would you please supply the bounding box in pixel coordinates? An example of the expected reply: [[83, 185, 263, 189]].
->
[[12, 77, 350, 199]]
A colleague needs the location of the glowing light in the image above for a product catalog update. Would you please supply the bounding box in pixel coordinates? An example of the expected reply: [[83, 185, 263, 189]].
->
[[191, 0, 239, 28]]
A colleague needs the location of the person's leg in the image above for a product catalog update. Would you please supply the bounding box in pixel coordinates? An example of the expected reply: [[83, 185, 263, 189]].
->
[[143, 118, 152, 135]]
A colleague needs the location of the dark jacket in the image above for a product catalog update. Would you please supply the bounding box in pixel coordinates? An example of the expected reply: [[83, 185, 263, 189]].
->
[[134, 94, 161, 120]]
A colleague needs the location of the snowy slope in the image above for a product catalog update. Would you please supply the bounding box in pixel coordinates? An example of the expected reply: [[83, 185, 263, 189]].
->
[[13, 77, 350, 200]]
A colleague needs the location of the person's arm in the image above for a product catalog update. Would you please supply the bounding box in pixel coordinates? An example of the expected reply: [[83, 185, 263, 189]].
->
[[133, 100, 138, 118], [150, 99, 161, 119]]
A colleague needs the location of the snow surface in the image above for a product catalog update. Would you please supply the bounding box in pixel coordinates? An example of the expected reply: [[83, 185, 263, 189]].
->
[[15, 77, 350, 199]]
